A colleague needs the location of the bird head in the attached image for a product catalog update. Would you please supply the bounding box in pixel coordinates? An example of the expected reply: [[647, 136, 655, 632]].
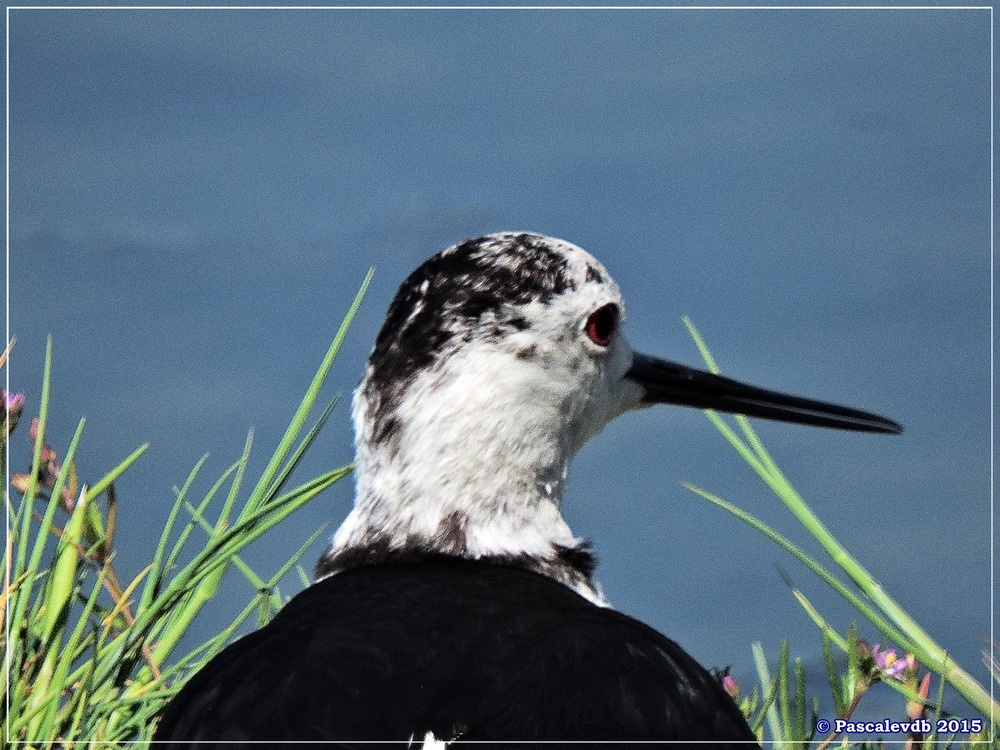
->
[[357, 232, 643, 464]]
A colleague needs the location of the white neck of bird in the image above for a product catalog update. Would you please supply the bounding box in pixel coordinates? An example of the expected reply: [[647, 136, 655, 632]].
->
[[317, 338, 607, 604]]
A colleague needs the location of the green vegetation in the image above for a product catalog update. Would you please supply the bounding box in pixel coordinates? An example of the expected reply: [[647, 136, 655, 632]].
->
[[2, 272, 370, 746]]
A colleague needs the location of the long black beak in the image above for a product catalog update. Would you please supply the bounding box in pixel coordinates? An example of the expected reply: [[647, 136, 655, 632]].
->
[[626, 353, 902, 434]]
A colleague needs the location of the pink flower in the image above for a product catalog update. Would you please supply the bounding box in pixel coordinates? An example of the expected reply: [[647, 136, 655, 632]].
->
[[2, 389, 24, 434], [722, 674, 740, 698], [872, 645, 907, 680]]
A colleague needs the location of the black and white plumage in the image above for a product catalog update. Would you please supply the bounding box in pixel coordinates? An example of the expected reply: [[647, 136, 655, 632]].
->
[[155, 232, 901, 748]]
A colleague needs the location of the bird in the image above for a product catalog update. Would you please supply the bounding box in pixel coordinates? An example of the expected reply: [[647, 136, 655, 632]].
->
[[153, 231, 902, 749]]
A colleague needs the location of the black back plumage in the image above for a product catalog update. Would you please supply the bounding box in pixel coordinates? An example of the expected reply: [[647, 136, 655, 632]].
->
[[154, 556, 756, 748]]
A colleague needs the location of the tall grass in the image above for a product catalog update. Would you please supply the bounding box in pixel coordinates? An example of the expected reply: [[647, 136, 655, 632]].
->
[[3, 271, 371, 746], [681, 318, 996, 750]]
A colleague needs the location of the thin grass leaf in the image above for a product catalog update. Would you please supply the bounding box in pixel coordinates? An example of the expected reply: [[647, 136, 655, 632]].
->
[[149, 455, 213, 595], [150, 455, 239, 616], [260, 524, 326, 601], [845, 623, 861, 703], [823, 630, 847, 717], [86, 442, 150, 501], [101, 483, 118, 563], [778, 640, 792, 743], [1, 568, 30, 625], [794, 656, 806, 743], [682, 482, 918, 654], [22, 484, 72, 639], [211, 520, 324, 618], [247, 268, 372, 507], [101, 564, 152, 631], [179, 496, 268, 589], [217, 428, 254, 529], [25, 417, 85, 578], [0, 336, 15, 369], [22, 419, 85, 652], [254, 396, 342, 513], [296, 564, 311, 589], [136, 453, 211, 616], [34, 563, 109, 740], [753, 641, 782, 743], [793, 586, 849, 654], [176, 494, 282, 597], [14, 337, 52, 580], [930, 673, 947, 742], [65, 683, 90, 744], [25, 485, 88, 738]]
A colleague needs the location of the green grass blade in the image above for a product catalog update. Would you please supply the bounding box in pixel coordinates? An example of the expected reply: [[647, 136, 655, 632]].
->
[[134, 455, 212, 620], [778, 640, 792, 743], [9, 338, 54, 661], [255, 396, 342, 512], [247, 268, 372, 507], [822, 630, 847, 717], [25, 485, 88, 738], [14, 337, 52, 578], [160, 455, 236, 583], [682, 482, 917, 653], [753, 641, 783, 742], [218, 429, 254, 528], [794, 656, 806, 742], [86, 441, 150, 501], [33, 563, 109, 740], [25, 417, 85, 587], [136, 453, 210, 615]]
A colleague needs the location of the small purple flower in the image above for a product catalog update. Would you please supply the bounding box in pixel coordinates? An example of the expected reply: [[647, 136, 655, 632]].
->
[[873, 645, 908, 680], [2, 390, 24, 434]]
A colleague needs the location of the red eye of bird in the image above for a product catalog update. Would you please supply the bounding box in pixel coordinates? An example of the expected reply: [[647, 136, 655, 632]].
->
[[585, 304, 619, 347]]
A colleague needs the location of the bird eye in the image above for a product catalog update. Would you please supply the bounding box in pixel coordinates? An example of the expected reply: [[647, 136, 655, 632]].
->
[[584, 304, 619, 347]]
